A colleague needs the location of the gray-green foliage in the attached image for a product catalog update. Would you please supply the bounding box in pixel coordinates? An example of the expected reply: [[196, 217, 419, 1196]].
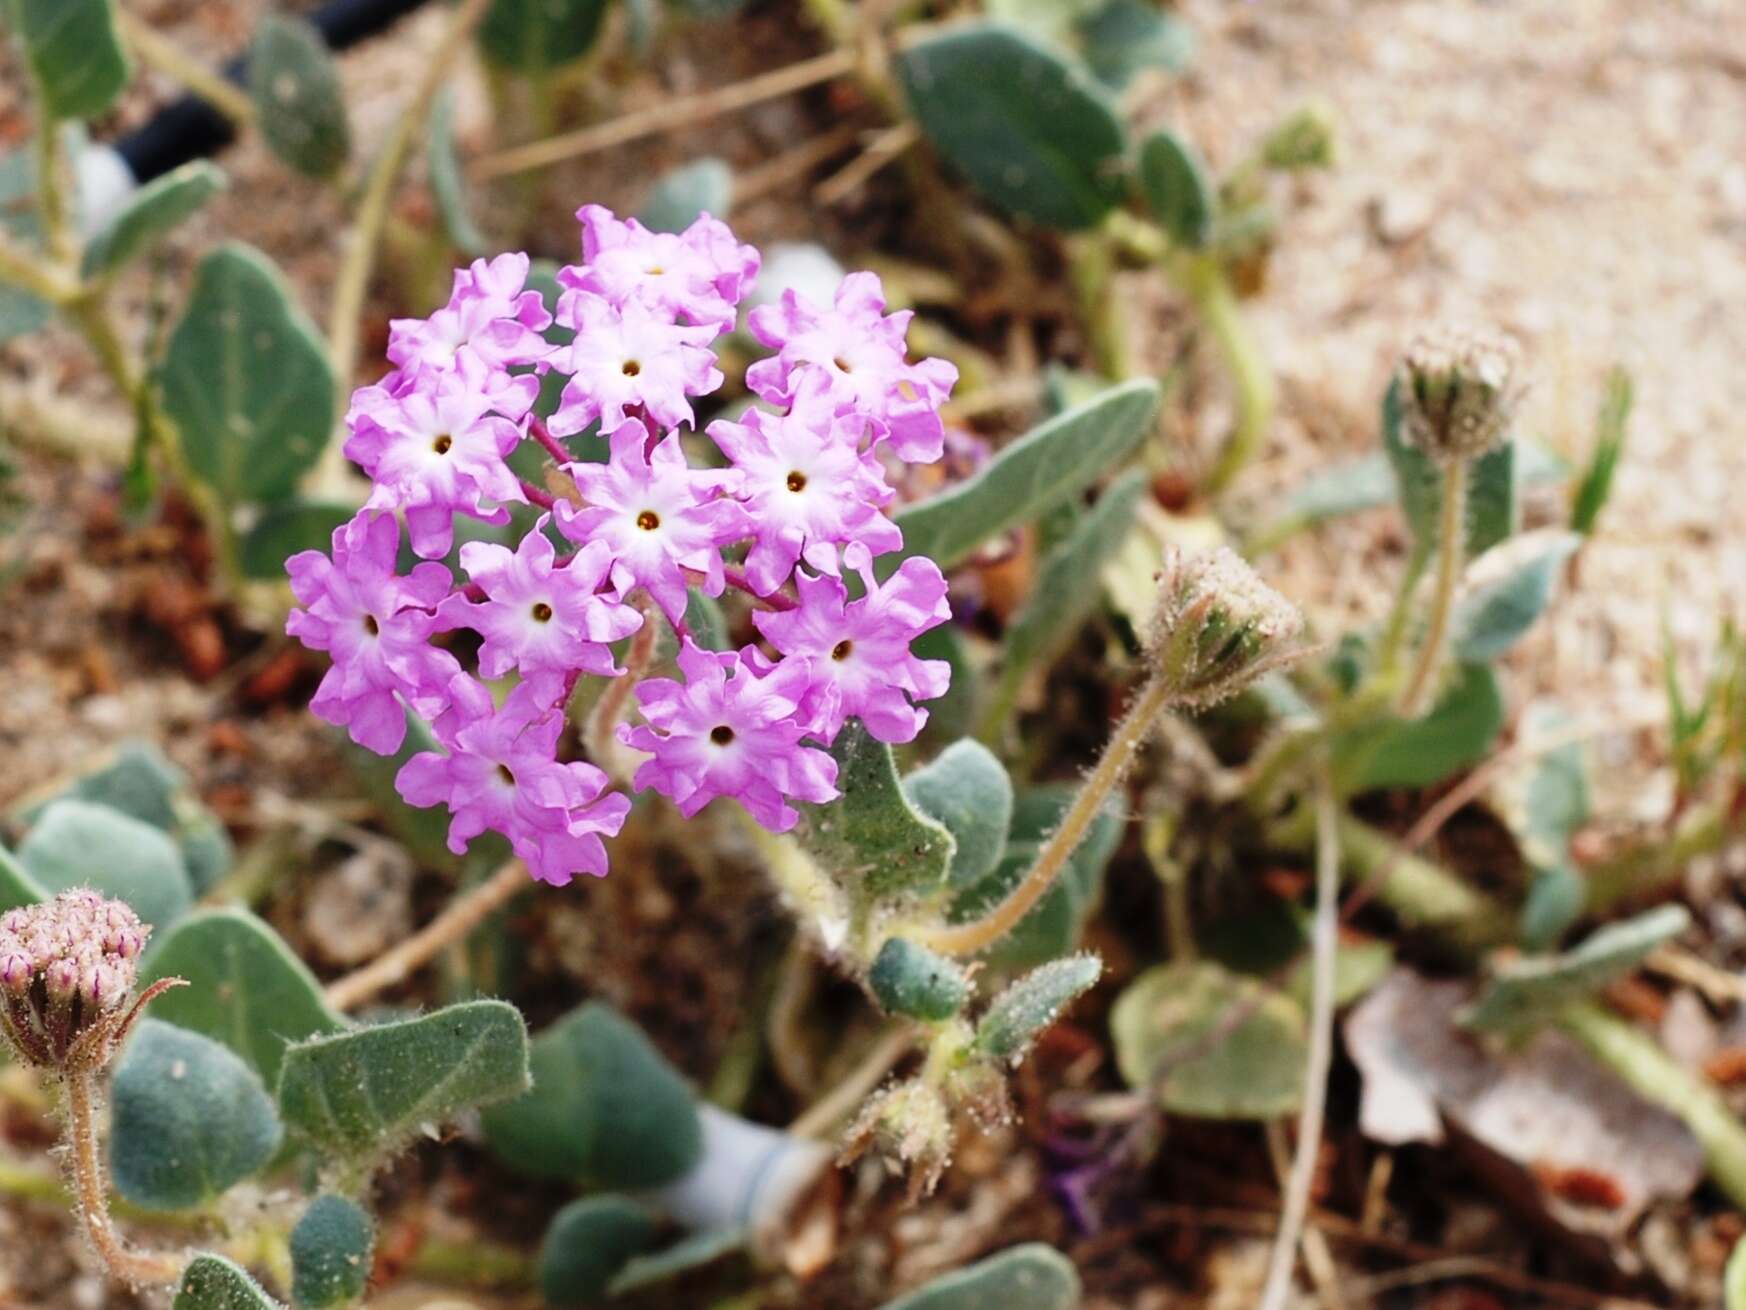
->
[[1507, 703, 1592, 949], [608, 1224, 750, 1297], [479, 0, 609, 72], [1076, 0, 1192, 90], [638, 158, 733, 233], [140, 908, 344, 1088], [974, 955, 1102, 1061], [250, 16, 349, 178], [893, 380, 1160, 572], [290, 1195, 374, 1309], [538, 1196, 660, 1308], [1452, 530, 1580, 663], [1138, 130, 1214, 249], [111, 1020, 282, 1211], [1341, 663, 1504, 792], [903, 740, 1013, 891], [897, 22, 1128, 231], [482, 1001, 702, 1189], [0, 152, 49, 343], [427, 88, 486, 255], [19, 798, 192, 929], [277, 1000, 530, 1164], [239, 502, 354, 581], [0, 845, 44, 913], [174, 1255, 283, 1310], [800, 722, 956, 901], [1110, 960, 1307, 1119], [879, 1243, 1082, 1310], [870, 938, 971, 1022], [6, 0, 130, 120], [1383, 377, 1519, 562], [1463, 905, 1691, 1034], [999, 469, 1145, 686], [948, 786, 1124, 966], [160, 243, 336, 505], [82, 162, 226, 279]]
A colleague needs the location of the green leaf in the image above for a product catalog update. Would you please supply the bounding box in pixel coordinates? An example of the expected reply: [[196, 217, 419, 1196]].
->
[[1111, 960, 1307, 1119], [870, 938, 971, 1022], [139, 908, 344, 1088], [1520, 865, 1586, 954], [974, 954, 1102, 1061], [481, 1001, 702, 1189], [1000, 469, 1144, 683], [111, 1020, 283, 1211], [290, 1195, 374, 1310], [879, 1243, 1081, 1310], [1571, 366, 1632, 535], [249, 16, 350, 178], [81, 161, 225, 279], [903, 740, 1013, 891], [174, 1255, 282, 1310], [1077, 0, 1193, 90], [1466, 440, 1519, 557], [238, 500, 354, 580], [638, 157, 733, 233], [277, 1000, 530, 1164], [478, 0, 609, 72], [1451, 530, 1580, 663], [19, 798, 193, 930], [608, 1224, 750, 1296], [538, 1196, 660, 1308], [0, 845, 45, 914], [7, 0, 129, 120], [893, 379, 1160, 573], [1463, 905, 1691, 1035], [1345, 663, 1504, 792], [1279, 452, 1398, 526], [948, 785, 1123, 967], [683, 587, 730, 652], [427, 88, 486, 255], [0, 151, 50, 343], [897, 22, 1128, 232], [1200, 902, 1393, 1011], [1727, 1230, 1746, 1310], [799, 721, 956, 902], [160, 243, 335, 505], [1138, 130, 1214, 249]]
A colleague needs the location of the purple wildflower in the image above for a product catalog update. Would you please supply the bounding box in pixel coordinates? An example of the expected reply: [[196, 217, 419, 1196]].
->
[[620, 641, 839, 831], [285, 513, 460, 755], [566, 205, 759, 332], [387, 251, 554, 381], [753, 545, 951, 745], [397, 677, 630, 885], [556, 421, 749, 624], [547, 291, 723, 435]]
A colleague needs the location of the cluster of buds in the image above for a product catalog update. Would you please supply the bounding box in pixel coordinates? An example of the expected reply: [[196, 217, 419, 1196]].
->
[[1397, 323, 1523, 464], [287, 206, 958, 886], [1146, 546, 1306, 707], [0, 891, 178, 1074]]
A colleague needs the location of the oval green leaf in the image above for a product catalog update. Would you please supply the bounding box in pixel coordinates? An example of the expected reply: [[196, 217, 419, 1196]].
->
[[19, 798, 192, 930], [249, 16, 350, 178]]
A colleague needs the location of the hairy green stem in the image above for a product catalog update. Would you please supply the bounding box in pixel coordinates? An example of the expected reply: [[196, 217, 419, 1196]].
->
[[64, 1069, 185, 1288], [33, 112, 75, 265], [915, 676, 1174, 956], [1187, 254, 1274, 497], [1398, 459, 1467, 717], [1587, 797, 1735, 914], [116, 13, 257, 128]]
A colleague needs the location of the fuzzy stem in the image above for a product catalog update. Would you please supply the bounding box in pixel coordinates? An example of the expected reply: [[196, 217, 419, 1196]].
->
[[1398, 459, 1467, 717], [115, 13, 256, 128], [1258, 772, 1341, 1310], [63, 1069, 184, 1288], [1556, 1001, 1746, 1209], [527, 415, 571, 466], [0, 228, 77, 303], [517, 477, 557, 510], [913, 676, 1174, 956], [721, 565, 798, 611], [586, 602, 659, 771], [323, 0, 493, 425], [323, 857, 528, 1011], [33, 111, 75, 266], [1187, 254, 1274, 498]]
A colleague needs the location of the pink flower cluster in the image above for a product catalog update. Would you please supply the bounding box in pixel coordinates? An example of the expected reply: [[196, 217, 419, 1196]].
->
[[288, 207, 957, 885]]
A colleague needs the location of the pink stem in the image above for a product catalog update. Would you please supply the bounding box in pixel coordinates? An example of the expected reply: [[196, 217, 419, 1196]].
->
[[519, 479, 558, 510], [721, 565, 797, 611], [527, 415, 571, 466]]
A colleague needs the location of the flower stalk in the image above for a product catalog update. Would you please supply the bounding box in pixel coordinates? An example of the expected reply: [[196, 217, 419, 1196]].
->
[[1397, 456, 1467, 718]]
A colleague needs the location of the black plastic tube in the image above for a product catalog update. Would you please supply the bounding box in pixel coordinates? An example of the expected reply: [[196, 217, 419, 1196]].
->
[[114, 0, 436, 183]]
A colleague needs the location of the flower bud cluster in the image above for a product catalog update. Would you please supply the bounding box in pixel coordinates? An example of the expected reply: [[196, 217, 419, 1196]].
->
[[0, 891, 151, 1071], [287, 207, 958, 885], [1398, 323, 1523, 463], [1147, 546, 1305, 706]]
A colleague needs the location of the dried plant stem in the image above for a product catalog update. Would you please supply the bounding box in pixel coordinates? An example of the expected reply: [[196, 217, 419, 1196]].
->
[[323, 857, 528, 1011], [586, 603, 659, 770], [915, 676, 1174, 956], [1398, 458, 1468, 717], [474, 49, 858, 181], [1257, 772, 1341, 1310], [324, 0, 493, 427], [789, 1025, 914, 1140], [63, 1069, 183, 1288], [115, 13, 256, 128]]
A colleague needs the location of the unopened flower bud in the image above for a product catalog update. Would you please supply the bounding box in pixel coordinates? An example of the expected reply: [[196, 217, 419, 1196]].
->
[[0, 890, 180, 1073], [1147, 547, 1305, 706], [1398, 324, 1523, 463], [842, 1077, 956, 1201], [1261, 103, 1337, 172]]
